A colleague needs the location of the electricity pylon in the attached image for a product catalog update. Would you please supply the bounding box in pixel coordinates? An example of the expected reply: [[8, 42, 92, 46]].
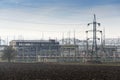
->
[[87, 14, 100, 61]]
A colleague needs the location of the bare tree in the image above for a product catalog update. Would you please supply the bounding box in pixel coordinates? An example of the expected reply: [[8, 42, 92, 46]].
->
[[2, 46, 17, 62]]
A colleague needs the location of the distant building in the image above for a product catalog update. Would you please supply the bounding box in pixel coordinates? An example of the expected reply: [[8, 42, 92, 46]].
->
[[60, 44, 79, 57], [10, 39, 60, 62]]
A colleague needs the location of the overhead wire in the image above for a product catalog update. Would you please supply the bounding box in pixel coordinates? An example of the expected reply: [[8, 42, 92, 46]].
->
[[0, 17, 86, 26]]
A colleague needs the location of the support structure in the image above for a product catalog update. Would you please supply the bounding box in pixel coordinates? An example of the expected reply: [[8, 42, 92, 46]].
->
[[87, 14, 101, 61]]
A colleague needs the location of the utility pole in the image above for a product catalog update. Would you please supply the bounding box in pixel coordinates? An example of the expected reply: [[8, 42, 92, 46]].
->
[[87, 14, 100, 61]]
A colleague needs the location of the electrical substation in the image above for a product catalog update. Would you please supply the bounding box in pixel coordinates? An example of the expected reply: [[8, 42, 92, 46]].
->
[[0, 15, 120, 63]]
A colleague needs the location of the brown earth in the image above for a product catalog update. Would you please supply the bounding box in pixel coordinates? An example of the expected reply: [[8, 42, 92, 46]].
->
[[0, 62, 120, 80]]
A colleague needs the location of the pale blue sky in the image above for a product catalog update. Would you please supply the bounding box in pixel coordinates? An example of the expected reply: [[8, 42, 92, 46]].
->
[[0, 0, 120, 42]]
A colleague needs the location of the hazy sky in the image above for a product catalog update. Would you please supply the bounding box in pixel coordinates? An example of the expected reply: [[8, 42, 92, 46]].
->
[[0, 0, 120, 43]]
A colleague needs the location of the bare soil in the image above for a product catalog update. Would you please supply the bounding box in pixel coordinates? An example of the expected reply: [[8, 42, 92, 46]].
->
[[0, 62, 120, 80]]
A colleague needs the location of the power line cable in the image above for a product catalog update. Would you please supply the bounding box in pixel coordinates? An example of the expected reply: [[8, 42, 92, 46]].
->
[[0, 17, 86, 26]]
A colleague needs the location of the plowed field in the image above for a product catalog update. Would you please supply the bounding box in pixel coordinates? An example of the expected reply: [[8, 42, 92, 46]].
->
[[0, 62, 120, 80]]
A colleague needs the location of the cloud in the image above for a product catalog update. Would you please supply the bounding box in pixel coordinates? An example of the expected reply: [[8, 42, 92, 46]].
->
[[0, 2, 120, 40]]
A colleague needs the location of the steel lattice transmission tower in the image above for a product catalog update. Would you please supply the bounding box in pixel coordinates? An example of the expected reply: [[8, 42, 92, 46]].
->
[[87, 14, 100, 60]]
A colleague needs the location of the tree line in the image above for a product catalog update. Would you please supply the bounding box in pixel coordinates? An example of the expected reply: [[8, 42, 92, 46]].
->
[[1, 46, 17, 62]]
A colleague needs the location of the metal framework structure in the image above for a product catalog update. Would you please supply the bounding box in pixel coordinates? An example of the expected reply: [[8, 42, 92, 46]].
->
[[87, 14, 101, 61]]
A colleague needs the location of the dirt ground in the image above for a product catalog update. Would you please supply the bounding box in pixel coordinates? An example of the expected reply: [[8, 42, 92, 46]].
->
[[0, 62, 120, 80]]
